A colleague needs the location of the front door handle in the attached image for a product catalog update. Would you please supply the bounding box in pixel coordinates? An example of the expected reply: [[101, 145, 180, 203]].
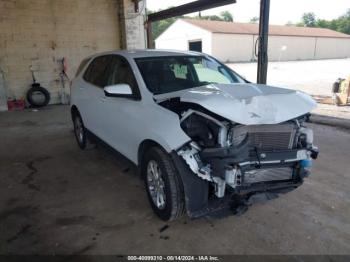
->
[[100, 97, 107, 102]]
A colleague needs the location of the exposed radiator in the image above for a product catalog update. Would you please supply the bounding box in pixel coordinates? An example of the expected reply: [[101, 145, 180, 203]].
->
[[232, 123, 297, 151], [244, 167, 293, 184]]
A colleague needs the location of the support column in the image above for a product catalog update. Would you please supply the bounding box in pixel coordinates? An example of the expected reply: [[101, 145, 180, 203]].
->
[[123, 0, 147, 49], [257, 0, 270, 84]]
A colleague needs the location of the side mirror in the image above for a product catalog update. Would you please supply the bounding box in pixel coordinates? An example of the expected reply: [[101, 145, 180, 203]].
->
[[104, 84, 132, 97]]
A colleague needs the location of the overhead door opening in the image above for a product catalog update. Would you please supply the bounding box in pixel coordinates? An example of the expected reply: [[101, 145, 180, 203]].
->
[[189, 40, 202, 52]]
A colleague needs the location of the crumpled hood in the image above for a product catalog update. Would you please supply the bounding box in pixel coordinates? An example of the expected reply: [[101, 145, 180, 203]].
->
[[154, 83, 317, 125]]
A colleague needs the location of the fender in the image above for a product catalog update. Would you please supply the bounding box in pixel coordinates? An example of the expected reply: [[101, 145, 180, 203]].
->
[[170, 151, 209, 218]]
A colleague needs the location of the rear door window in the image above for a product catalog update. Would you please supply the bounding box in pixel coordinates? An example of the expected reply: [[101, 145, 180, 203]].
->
[[83, 56, 111, 87]]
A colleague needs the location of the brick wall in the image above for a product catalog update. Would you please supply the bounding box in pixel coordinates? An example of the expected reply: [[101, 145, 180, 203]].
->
[[0, 0, 145, 107]]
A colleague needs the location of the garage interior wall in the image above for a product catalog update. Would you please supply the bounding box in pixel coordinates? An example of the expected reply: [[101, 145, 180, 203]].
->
[[0, 0, 146, 108]]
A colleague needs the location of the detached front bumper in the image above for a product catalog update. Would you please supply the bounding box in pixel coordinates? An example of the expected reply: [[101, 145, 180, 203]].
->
[[235, 147, 318, 194], [173, 145, 318, 218]]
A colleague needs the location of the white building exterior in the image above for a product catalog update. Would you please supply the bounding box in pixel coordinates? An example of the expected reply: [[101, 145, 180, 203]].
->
[[155, 19, 350, 62]]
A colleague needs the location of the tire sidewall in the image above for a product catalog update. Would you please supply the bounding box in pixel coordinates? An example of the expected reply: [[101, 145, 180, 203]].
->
[[73, 113, 87, 149], [26, 86, 51, 108], [143, 148, 175, 221]]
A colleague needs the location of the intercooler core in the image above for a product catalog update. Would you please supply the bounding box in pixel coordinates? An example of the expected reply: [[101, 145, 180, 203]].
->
[[243, 167, 293, 184]]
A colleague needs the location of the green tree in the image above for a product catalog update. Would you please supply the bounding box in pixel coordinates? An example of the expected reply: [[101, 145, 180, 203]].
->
[[152, 17, 177, 40], [147, 9, 183, 41], [301, 12, 317, 27], [220, 11, 233, 22], [315, 19, 331, 29], [334, 9, 350, 34], [297, 9, 350, 35], [196, 14, 223, 21]]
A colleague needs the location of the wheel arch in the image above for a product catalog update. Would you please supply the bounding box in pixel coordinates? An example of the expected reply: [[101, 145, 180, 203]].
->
[[137, 139, 165, 168], [138, 139, 210, 218], [70, 105, 79, 119]]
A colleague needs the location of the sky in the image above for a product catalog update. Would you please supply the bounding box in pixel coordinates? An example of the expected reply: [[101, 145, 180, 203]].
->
[[146, 0, 350, 25]]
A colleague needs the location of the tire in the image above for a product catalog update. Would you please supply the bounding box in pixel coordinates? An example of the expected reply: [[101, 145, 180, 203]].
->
[[72, 111, 94, 150], [142, 147, 185, 221], [26, 85, 50, 108]]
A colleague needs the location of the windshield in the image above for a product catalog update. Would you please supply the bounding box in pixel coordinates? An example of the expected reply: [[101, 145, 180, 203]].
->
[[135, 55, 245, 95]]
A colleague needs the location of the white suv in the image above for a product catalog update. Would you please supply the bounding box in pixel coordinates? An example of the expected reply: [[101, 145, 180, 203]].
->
[[70, 50, 318, 221]]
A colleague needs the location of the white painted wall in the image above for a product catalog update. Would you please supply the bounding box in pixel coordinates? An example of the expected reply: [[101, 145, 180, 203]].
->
[[211, 34, 254, 62], [155, 20, 212, 55], [315, 37, 350, 59], [268, 35, 316, 61], [269, 36, 350, 61], [156, 21, 350, 62], [211, 34, 350, 62]]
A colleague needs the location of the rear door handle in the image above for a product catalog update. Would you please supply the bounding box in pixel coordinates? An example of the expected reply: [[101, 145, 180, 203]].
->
[[100, 97, 107, 102]]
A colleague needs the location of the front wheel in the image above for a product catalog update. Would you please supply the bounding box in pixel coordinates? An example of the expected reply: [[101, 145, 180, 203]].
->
[[143, 147, 185, 221]]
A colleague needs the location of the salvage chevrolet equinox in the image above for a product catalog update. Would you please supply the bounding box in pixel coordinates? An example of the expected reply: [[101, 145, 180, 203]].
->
[[70, 50, 319, 221]]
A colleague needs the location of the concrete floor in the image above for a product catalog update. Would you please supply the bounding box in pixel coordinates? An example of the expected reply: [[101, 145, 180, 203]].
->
[[0, 105, 350, 255]]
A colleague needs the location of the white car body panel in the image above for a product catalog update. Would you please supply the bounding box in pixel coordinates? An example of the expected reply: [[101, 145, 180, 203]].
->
[[93, 99, 191, 163], [70, 49, 319, 216], [71, 49, 316, 164], [71, 78, 101, 131], [70, 53, 191, 164], [154, 83, 317, 125], [104, 84, 133, 95]]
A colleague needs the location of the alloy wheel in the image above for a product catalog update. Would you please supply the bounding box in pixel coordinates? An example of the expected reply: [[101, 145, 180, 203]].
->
[[147, 160, 166, 210], [74, 117, 84, 144]]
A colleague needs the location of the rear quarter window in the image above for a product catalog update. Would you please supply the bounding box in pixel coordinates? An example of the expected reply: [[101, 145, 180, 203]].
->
[[75, 58, 91, 77], [83, 55, 111, 87]]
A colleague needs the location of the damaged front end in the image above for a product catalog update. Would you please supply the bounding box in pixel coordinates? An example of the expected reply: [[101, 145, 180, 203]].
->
[[164, 101, 319, 218]]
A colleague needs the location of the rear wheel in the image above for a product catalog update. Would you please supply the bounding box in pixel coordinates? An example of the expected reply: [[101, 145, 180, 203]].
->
[[143, 147, 185, 221], [72, 111, 94, 150]]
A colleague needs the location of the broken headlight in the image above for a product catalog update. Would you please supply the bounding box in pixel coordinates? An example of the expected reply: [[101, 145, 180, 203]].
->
[[228, 127, 248, 147], [298, 133, 307, 148], [298, 127, 314, 147]]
